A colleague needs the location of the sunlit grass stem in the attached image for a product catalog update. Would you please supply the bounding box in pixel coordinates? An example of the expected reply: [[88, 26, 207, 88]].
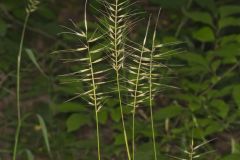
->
[[116, 70, 132, 160], [87, 42, 101, 160], [84, 0, 101, 159], [13, 12, 30, 160], [131, 16, 151, 160], [112, 0, 131, 159], [13, 1, 39, 159], [149, 9, 161, 160]]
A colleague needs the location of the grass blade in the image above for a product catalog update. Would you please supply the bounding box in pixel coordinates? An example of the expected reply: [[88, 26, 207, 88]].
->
[[25, 48, 47, 77], [24, 149, 34, 160], [36, 114, 52, 158]]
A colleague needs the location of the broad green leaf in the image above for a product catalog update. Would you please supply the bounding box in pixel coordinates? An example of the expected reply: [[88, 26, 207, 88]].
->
[[181, 79, 208, 92], [38, 5, 56, 19], [233, 85, 240, 108], [210, 99, 229, 118], [219, 17, 240, 29], [219, 5, 240, 18], [220, 34, 240, 46], [114, 134, 125, 145], [213, 44, 240, 58], [162, 36, 178, 43], [110, 108, 121, 122], [154, 105, 184, 120], [135, 143, 155, 160], [204, 121, 223, 136], [66, 113, 90, 132], [221, 154, 240, 160], [194, 0, 216, 12], [192, 27, 215, 42], [211, 60, 221, 72], [36, 114, 52, 157], [189, 102, 201, 112], [192, 128, 205, 139], [54, 102, 87, 113], [209, 86, 234, 98], [173, 93, 202, 103], [150, 0, 188, 8], [98, 109, 108, 124], [176, 52, 208, 68], [185, 11, 213, 26], [25, 149, 34, 160], [231, 138, 240, 154], [25, 49, 46, 77]]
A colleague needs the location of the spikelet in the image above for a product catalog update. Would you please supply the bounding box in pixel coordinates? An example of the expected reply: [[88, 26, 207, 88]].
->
[[26, 0, 40, 14], [97, 0, 139, 71], [53, 1, 111, 159], [54, 0, 108, 113], [96, 1, 139, 159], [168, 138, 215, 160], [124, 8, 182, 159]]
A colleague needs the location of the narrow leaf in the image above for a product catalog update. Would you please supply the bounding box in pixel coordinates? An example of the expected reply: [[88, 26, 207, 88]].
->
[[36, 114, 52, 157], [25, 49, 46, 77], [25, 149, 34, 160]]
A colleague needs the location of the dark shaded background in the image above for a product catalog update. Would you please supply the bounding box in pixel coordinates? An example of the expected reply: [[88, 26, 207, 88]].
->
[[0, 0, 240, 159]]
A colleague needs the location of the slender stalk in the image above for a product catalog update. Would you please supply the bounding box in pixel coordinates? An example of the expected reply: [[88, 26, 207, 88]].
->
[[87, 43, 101, 160], [116, 71, 131, 160], [95, 111, 101, 160], [189, 139, 194, 160], [113, 0, 131, 159], [84, 1, 101, 159], [13, 13, 30, 160], [149, 9, 161, 160], [149, 47, 157, 160], [131, 17, 151, 160]]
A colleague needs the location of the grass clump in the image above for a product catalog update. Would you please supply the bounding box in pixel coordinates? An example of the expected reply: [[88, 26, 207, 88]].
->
[[55, 0, 176, 159]]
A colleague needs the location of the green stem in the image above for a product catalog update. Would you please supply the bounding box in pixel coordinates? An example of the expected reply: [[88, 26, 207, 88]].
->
[[87, 42, 101, 160], [89, 55, 101, 160], [149, 9, 161, 160], [95, 111, 101, 160], [86, 44, 101, 160], [149, 54, 157, 160], [116, 71, 131, 160], [132, 17, 151, 160], [13, 13, 30, 160], [85, 0, 101, 158], [113, 0, 131, 159]]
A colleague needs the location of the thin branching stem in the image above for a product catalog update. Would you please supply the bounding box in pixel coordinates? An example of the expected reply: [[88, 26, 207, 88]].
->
[[13, 12, 30, 160]]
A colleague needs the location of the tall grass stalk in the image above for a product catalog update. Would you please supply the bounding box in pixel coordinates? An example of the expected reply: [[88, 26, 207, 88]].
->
[[131, 16, 151, 160], [104, 0, 132, 159], [53, 0, 110, 159], [56, 1, 169, 159], [84, 1, 101, 159], [149, 9, 161, 160], [13, 13, 29, 160], [13, 1, 39, 160]]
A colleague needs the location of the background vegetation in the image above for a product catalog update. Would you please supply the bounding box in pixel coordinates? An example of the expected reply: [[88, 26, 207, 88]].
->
[[0, 0, 240, 159]]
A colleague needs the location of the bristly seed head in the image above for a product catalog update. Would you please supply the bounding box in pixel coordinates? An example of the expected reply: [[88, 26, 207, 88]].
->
[[26, 0, 40, 14]]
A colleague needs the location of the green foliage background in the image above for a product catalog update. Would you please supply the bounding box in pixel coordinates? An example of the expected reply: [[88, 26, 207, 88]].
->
[[0, 0, 240, 159]]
